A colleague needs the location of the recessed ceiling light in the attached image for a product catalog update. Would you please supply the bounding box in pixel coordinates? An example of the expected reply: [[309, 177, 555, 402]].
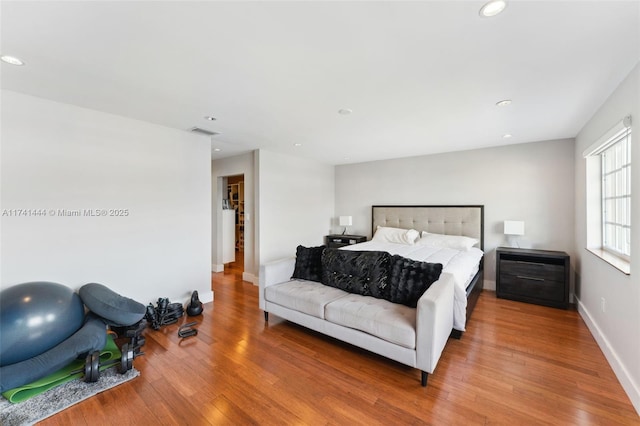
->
[[293, 143, 302, 147], [479, 0, 507, 17], [204, 116, 216, 121], [213, 148, 221, 152], [496, 99, 512, 107], [1, 55, 25, 66], [503, 134, 513, 139], [338, 108, 352, 115]]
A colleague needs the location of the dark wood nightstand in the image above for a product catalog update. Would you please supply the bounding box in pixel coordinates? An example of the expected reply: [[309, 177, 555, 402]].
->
[[496, 247, 570, 309], [325, 234, 366, 248]]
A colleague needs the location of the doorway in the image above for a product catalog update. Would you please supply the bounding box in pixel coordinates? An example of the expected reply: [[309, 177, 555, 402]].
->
[[224, 174, 244, 274], [212, 151, 255, 284]]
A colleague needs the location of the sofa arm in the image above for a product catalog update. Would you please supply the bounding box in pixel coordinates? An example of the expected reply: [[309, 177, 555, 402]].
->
[[259, 257, 296, 310], [415, 272, 455, 374]]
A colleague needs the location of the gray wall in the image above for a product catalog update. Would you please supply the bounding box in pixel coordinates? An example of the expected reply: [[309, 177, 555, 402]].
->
[[574, 63, 640, 413], [0, 90, 213, 305], [335, 139, 576, 290], [256, 149, 335, 266]]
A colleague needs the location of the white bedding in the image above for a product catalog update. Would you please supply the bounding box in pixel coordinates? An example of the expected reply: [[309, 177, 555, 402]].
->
[[341, 241, 483, 331]]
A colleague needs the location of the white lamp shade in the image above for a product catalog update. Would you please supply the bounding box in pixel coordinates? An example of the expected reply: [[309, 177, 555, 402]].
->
[[339, 216, 353, 227], [504, 220, 525, 236]]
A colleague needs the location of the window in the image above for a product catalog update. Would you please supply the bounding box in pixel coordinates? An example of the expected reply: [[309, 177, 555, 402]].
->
[[583, 115, 632, 273], [601, 131, 631, 259]]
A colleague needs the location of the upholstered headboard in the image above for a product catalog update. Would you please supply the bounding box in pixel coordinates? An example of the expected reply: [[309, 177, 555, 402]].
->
[[372, 205, 484, 250]]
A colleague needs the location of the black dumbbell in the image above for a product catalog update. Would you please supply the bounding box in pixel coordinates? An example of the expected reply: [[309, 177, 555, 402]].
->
[[75, 343, 143, 383], [112, 320, 147, 351]]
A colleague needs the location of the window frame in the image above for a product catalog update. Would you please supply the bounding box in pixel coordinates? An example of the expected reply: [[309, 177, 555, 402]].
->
[[600, 131, 631, 261], [583, 115, 632, 275]]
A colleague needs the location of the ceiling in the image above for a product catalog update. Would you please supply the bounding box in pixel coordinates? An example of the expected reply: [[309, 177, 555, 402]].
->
[[1, 1, 638, 165]]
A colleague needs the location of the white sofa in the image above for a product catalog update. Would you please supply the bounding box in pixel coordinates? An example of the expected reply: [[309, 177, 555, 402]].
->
[[259, 256, 455, 386]]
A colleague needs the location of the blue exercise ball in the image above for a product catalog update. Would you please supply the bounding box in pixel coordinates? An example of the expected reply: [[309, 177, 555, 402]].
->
[[0, 282, 85, 366]]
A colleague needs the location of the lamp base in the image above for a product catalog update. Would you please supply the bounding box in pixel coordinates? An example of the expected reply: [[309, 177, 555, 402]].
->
[[506, 235, 521, 248]]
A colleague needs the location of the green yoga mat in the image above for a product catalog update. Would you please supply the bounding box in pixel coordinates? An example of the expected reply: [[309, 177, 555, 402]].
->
[[2, 335, 121, 403]]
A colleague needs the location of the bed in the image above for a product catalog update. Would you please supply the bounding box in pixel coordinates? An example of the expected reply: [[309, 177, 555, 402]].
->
[[343, 205, 484, 336]]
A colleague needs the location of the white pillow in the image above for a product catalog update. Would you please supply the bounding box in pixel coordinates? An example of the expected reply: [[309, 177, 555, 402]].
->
[[372, 226, 420, 245], [418, 231, 479, 251]]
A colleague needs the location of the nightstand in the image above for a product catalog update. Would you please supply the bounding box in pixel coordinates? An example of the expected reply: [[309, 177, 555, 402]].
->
[[496, 247, 570, 309], [325, 234, 366, 248]]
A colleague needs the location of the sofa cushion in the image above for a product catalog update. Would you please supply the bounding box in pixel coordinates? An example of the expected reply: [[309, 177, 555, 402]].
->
[[265, 280, 349, 319], [387, 255, 443, 308], [325, 295, 416, 349], [321, 249, 390, 299], [291, 245, 326, 282]]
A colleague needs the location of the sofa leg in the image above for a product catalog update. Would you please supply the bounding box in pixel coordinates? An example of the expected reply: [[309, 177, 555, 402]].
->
[[421, 371, 428, 387], [449, 329, 462, 339], [264, 312, 269, 322]]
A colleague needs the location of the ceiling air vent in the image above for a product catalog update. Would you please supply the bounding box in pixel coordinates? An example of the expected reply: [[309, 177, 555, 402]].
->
[[189, 126, 219, 136]]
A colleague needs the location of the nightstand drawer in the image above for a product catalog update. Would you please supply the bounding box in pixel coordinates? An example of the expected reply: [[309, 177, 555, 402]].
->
[[328, 237, 350, 244], [325, 234, 366, 248], [498, 275, 565, 302], [500, 259, 565, 282]]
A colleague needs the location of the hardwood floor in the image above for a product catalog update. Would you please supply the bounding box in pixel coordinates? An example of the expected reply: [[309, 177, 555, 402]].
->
[[41, 265, 639, 425]]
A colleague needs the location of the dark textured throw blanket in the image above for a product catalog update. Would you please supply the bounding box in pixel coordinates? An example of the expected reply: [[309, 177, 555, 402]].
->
[[321, 249, 390, 299], [292, 246, 442, 308]]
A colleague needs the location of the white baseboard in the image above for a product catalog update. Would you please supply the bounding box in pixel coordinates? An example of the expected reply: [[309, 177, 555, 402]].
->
[[243, 271, 258, 285], [211, 260, 256, 285], [199, 289, 214, 304], [484, 279, 496, 291], [576, 296, 640, 415]]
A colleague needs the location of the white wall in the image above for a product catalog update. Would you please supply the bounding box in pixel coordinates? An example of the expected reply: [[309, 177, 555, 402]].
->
[[256, 149, 334, 266], [335, 139, 576, 290], [211, 152, 256, 282], [0, 90, 212, 305], [574, 63, 640, 414]]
